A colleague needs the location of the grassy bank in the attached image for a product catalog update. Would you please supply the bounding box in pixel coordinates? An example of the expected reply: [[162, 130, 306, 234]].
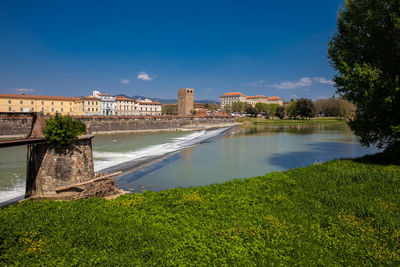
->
[[1, 152, 400, 265], [237, 117, 345, 124]]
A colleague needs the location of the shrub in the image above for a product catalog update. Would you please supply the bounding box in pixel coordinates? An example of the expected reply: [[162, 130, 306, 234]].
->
[[43, 113, 86, 145]]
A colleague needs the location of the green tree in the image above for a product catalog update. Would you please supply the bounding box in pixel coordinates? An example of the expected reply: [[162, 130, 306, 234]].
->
[[224, 104, 232, 113], [206, 103, 219, 111], [286, 100, 297, 119], [295, 98, 315, 119], [245, 106, 258, 117], [162, 104, 177, 115], [275, 106, 285, 119], [328, 0, 400, 148], [43, 114, 86, 145], [267, 104, 279, 115], [254, 102, 267, 114]]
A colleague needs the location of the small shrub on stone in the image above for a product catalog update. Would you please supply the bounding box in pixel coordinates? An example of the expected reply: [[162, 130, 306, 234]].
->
[[43, 114, 86, 145]]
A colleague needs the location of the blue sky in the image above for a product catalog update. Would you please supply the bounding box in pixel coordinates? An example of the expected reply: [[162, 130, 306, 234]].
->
[[0, 0, 343, 101]]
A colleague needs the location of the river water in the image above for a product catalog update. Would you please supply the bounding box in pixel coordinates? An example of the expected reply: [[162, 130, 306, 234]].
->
[[0, 122, 379, 202]]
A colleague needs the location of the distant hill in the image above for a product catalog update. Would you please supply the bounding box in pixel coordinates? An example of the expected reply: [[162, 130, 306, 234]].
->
[[116, 94, 219, 105]]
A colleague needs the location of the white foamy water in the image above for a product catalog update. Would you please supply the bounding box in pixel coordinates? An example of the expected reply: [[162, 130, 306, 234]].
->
[[0, 181, 25, 203], [94, 128, 229, 172]]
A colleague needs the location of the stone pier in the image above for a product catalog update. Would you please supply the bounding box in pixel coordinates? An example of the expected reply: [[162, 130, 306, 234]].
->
[[26, 135, 95, 199]]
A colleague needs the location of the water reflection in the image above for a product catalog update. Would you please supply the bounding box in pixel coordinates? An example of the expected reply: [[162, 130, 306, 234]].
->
[[118, 122, 379, 193], [231, 122, 349, 137]]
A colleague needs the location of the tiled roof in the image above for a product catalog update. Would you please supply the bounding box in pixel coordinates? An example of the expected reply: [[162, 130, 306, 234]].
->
[[137, 101, 161, 105], [80, 96, 100, 101], [0, 93, 79, 101], [115, 96, 135, 101], [221, 92, 245, 96], [267, 96, 282, 100]]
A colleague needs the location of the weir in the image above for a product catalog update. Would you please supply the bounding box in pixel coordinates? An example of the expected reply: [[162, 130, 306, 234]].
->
[[0, 113, 123, 203]]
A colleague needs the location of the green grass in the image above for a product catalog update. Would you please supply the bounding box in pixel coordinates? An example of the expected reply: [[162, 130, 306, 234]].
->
[[237, 117, 345, 124], [1, 152, 400, 266]]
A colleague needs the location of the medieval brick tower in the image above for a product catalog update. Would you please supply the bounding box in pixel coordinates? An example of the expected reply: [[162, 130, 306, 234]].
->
[[178, 88, 194, 116]]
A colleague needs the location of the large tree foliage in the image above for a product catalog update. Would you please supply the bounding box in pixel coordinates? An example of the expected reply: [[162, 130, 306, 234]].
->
[[328, 0, 400, 148], [162, 104, 177, 115], [44, 114, 86, 145], [254, 102, 267, 114], [295, 98, 315, 119]]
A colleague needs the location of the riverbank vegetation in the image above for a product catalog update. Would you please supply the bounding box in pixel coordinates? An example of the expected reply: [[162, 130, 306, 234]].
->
[[237, 116, 345, 124], [225, 97, 355, 120], [1, 151, 399, 265]]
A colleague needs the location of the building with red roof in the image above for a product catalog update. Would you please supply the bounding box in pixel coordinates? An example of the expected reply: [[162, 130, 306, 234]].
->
[[220, 92, 283, 109]]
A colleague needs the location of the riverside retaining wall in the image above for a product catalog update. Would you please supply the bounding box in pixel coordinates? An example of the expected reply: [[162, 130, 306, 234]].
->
[[0, 112, 236, 136], [0, 112, 33, 137]]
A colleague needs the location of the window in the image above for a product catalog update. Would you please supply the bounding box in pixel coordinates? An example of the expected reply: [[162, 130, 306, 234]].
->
[[61, 102, 63, 106], [31, 101, 34, 105], [20, 100, 23, 104], [8, 107, 11, 111], [41, 101, 44, 105], [51, 108, 54, 112], [8, 100, 11, 104], [88, 101, 90, 105], [92, 101, 94, 105], [96, 108, 98, 111], [20, 108, 23, 111], [42, 108, 44, 112], [92, 108, 94, 111], [87, 108, 90, 111], [51, 102, 54, 105], [70, 108, 72, 112], [61, 108, 63, 112], [96, 102, 98, 105], [70, 102, 72, 105]]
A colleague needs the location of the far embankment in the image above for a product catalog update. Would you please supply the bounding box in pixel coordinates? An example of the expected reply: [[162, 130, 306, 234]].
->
[[237, 116, 346, 124], [0, 112, 237, 137]]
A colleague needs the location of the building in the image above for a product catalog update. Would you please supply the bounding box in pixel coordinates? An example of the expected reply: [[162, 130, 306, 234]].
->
[[219, 92, 247, 109], [266, 96, 283, 106], [220, 92, 283, 109], [115, 96, 139, 116], [178, 88, 194, 116], [136, 99, 162, 116], [80, 96, 101, 115], [0, 93, 84, 115], [245, 95, 268, 106], [92, 90, 115, 116]]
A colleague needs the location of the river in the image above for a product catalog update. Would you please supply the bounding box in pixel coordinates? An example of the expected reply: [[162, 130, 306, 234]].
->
[[0, 122, 379, 202]]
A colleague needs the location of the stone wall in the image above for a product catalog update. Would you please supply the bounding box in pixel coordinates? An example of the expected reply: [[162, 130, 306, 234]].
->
[[77, 115, 236, 133], [0, 112, 236, 137], [0, 112, 33, 137], [26, 135, 95, 198]]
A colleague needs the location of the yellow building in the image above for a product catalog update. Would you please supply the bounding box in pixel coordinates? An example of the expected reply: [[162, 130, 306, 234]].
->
[[80, 96, 101, 115], [0, 93, 85, 115]]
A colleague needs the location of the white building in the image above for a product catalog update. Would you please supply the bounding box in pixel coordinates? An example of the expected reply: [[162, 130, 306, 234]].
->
[[92, 90, 116, 115], [115, 95, 139, 116], [136, 99, 162, 116], [220, 92, 283, 109]]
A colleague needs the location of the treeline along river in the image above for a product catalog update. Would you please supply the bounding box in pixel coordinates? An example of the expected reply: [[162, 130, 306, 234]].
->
[[0, 122, 379, 203]]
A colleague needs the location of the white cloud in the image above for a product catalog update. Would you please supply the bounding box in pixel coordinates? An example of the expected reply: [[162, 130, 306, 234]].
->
[[248, 80, 264, 87], [137, 72, 153, 81], [15, 88, 34, 93], [313, 77, 335, 85], [269, 77, 312, 90], [120, 79, 131, 84]]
